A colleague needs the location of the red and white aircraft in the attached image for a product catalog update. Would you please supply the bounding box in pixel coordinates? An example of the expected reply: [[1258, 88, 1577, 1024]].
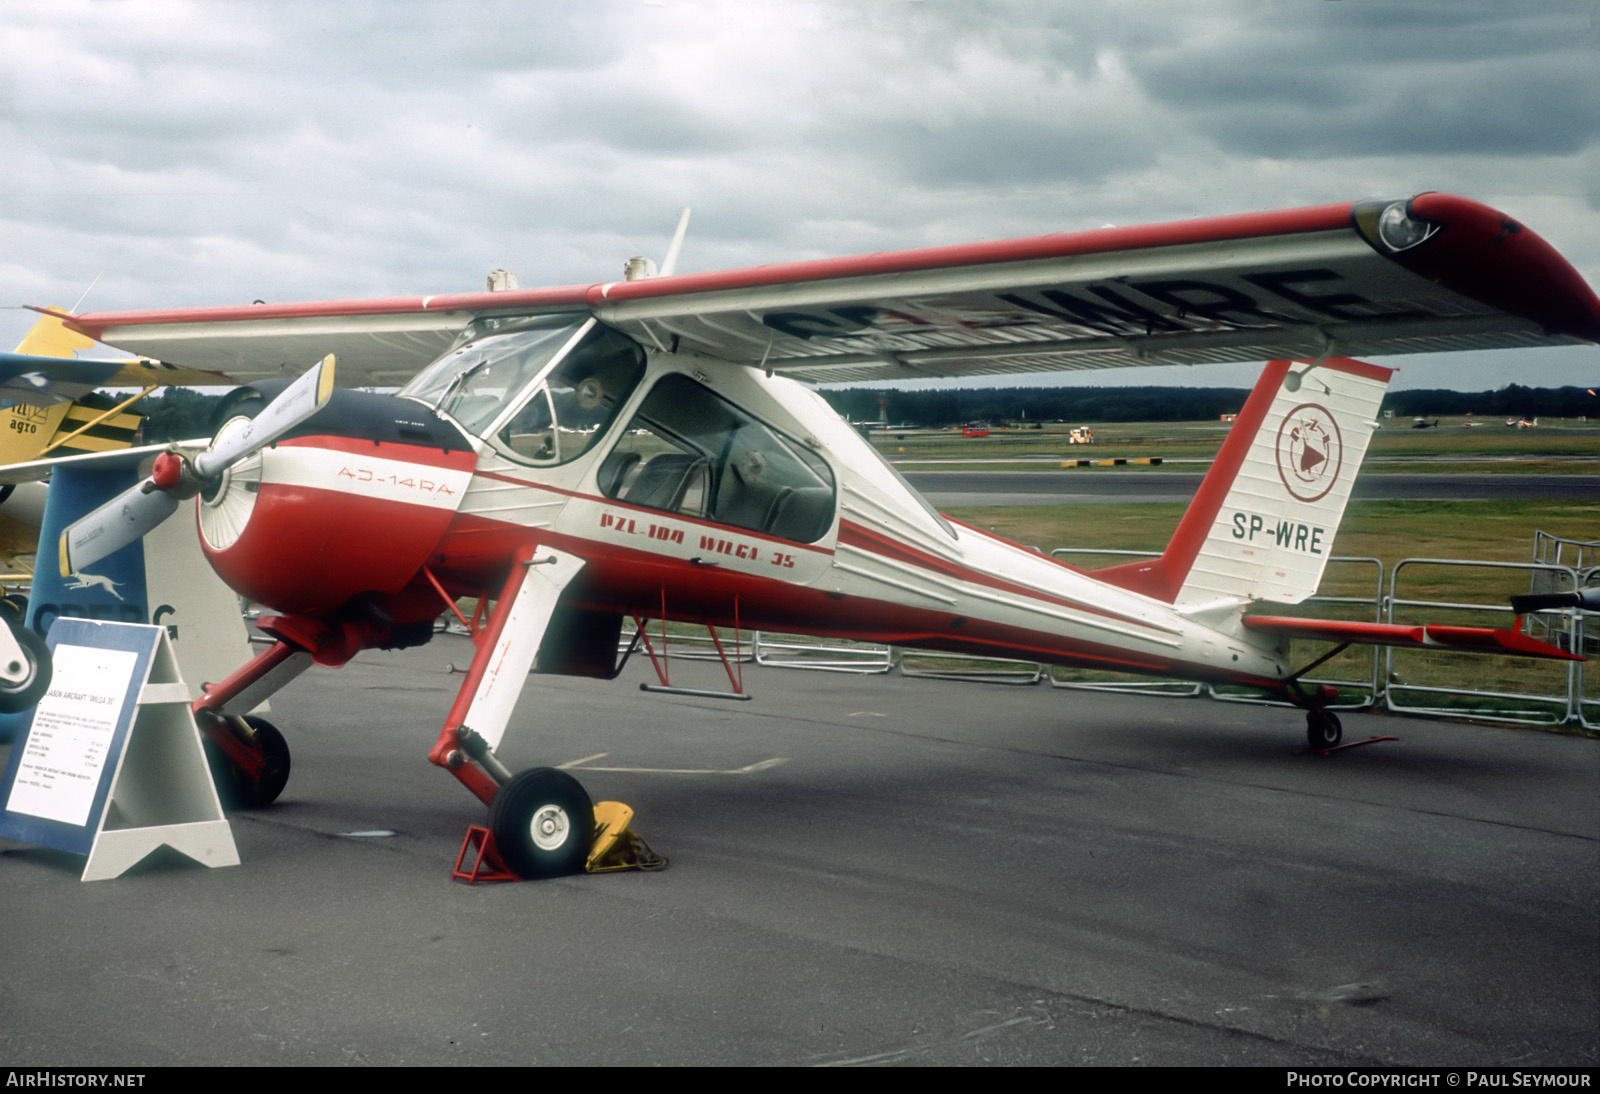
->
[[31, 193, 1600, 877]]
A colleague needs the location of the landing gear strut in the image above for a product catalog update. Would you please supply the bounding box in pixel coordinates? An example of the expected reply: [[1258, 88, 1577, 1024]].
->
[[202, 714, 292, 809]]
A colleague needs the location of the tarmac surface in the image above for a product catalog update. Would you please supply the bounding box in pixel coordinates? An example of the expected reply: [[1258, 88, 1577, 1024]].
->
[[909, 471, 1600, 507], [2, 636, 1596, 1066]]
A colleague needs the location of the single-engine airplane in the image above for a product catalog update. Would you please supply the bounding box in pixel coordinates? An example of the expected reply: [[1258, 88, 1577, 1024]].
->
[[22, 193, 1600, 878]]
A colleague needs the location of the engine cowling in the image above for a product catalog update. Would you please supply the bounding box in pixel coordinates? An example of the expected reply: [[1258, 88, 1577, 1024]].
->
[[198, 391, 476, 617]]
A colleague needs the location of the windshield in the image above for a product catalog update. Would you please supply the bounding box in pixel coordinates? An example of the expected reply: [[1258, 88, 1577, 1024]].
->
[[492, 323, 648, 465], [400, 318, 588, 435]]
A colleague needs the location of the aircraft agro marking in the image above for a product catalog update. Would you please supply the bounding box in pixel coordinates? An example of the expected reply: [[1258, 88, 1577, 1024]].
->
[[1274, 403, 1344, 502], [1229, 513, 1328, 555], [759, 267, 1428, 343]]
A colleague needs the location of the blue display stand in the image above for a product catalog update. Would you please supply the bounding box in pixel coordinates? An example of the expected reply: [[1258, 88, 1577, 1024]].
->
[[0, 618, 238, 880]]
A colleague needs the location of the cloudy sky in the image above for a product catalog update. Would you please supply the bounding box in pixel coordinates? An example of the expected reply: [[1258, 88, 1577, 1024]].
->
[[2, 0, 1597, 391]]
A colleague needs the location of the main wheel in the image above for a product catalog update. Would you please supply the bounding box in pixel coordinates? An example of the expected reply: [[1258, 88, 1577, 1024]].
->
[[1306, 709, 1343, 750], [489, 767, 595, 879], [204, 716, 291, 809], [0, 624, 50, 714]]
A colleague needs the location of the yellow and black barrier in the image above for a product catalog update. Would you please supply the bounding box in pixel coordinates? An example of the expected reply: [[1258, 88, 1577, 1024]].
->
[[1058, 457, 1163, 468]]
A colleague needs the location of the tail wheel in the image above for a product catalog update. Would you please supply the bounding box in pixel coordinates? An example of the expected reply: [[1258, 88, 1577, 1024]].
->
[[1306, 709, 1343, 750], [204, 715, 291, 809], [489, 767, 595, 879], [0, 624, 50, 714]]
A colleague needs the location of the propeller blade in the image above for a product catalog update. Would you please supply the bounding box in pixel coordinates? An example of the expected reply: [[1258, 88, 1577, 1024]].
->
[[59, 480, 180, 576], [196, 354, 336, 477]]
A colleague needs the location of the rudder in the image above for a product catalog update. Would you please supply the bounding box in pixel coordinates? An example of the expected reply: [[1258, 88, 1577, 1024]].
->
[[1095, 357, 1392, 606]]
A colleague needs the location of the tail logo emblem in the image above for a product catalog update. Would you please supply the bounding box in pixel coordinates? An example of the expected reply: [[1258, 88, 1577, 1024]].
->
[[1274, 403, 1344, 502]]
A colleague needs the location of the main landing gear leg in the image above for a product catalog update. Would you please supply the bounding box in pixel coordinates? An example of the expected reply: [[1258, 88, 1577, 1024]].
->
[[428, 547, 598, 879], [191, 639, 314, 807]]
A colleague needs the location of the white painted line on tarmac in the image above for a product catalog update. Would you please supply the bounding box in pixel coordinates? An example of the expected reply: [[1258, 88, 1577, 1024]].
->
[[559, 752, 789, 776]]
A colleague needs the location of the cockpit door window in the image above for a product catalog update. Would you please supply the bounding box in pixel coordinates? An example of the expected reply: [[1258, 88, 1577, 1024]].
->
[[599, 373, 836, 543]]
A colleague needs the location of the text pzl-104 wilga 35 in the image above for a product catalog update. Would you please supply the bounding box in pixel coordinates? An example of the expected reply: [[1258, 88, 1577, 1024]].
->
[[13, 193, 1597, 877]]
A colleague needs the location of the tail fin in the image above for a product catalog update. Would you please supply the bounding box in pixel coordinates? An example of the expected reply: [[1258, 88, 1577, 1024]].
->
[[1095, 357, 1392, 606], [14, 312, 95, 358]]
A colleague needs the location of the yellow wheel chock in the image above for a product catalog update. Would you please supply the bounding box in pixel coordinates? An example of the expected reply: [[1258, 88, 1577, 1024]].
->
[[586, 801, 666, 874]]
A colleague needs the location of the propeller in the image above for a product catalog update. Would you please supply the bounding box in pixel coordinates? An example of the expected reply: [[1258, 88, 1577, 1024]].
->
[[59, 354, 337, 576]]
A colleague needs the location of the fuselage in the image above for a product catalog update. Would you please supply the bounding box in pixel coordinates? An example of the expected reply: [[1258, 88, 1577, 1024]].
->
[[195, 317, 1289, 686]]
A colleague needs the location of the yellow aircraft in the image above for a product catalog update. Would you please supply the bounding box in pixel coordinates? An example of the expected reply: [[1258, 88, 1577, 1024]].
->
[[0, 314, 225, 582]]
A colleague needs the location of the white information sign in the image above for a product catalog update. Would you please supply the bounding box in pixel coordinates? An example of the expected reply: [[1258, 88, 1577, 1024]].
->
[[4, 644, 139, 827]]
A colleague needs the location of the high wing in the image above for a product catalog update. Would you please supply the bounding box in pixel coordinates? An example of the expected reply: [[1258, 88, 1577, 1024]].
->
[[55, 193, 1600, 384]]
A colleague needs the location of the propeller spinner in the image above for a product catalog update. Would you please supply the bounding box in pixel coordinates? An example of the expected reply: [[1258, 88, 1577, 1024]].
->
[[60, 355, 337, 576]]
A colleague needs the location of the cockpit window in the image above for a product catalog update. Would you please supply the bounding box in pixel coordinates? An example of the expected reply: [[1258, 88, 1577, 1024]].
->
[[400, 318, 647, 468], [492, 324, 647, 465], [598, 373, 836, 543], [400, 317, 587, 436]]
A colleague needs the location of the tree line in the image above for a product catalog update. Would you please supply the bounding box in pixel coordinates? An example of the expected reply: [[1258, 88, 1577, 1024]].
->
[[819, 384, 1597, 427], [128, 382, 1595, 445]]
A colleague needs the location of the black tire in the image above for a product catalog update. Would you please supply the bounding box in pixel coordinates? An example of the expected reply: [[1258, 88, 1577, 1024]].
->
[[1306, 709, 1343, 750], [204, 716, 291, 809], [489, 767, 595, 879], [0, 624, 50, 713]]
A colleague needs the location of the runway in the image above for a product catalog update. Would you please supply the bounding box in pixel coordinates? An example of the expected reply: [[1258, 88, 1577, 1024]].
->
[[908, 471, 1600, 507], [2, 637, 1595, 1066]]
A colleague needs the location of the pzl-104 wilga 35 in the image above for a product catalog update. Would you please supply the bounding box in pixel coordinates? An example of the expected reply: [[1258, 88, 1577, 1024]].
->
[[21, 193, 1598, 877]]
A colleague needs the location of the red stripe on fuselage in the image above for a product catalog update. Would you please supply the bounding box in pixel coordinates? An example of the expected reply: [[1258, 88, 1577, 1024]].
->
[[472, 467, 835, 554], [837, 518, 1164, 634], [429, 513, 1262, 686]]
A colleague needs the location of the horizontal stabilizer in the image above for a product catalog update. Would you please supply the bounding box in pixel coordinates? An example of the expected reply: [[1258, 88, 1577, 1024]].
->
[[1242, 616, 1582, 661]]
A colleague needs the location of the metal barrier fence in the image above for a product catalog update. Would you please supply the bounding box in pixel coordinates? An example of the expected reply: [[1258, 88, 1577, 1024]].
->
[[1574, 564, 1599, 731], [898, 650, 1045, 684], [1384, 558, 1580, 726], [752, 631, 895, 674], [613, 536, 1597, 728]]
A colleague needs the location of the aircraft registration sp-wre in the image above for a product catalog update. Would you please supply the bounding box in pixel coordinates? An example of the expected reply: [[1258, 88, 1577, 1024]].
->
[[13, 193, 1600, 878]]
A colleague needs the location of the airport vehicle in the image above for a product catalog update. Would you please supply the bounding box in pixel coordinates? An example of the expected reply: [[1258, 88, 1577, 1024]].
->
[[33, 193, 1600, 877]]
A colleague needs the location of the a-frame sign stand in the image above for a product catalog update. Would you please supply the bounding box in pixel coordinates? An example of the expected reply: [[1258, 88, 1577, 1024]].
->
[[0, 619, 239, 881]]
